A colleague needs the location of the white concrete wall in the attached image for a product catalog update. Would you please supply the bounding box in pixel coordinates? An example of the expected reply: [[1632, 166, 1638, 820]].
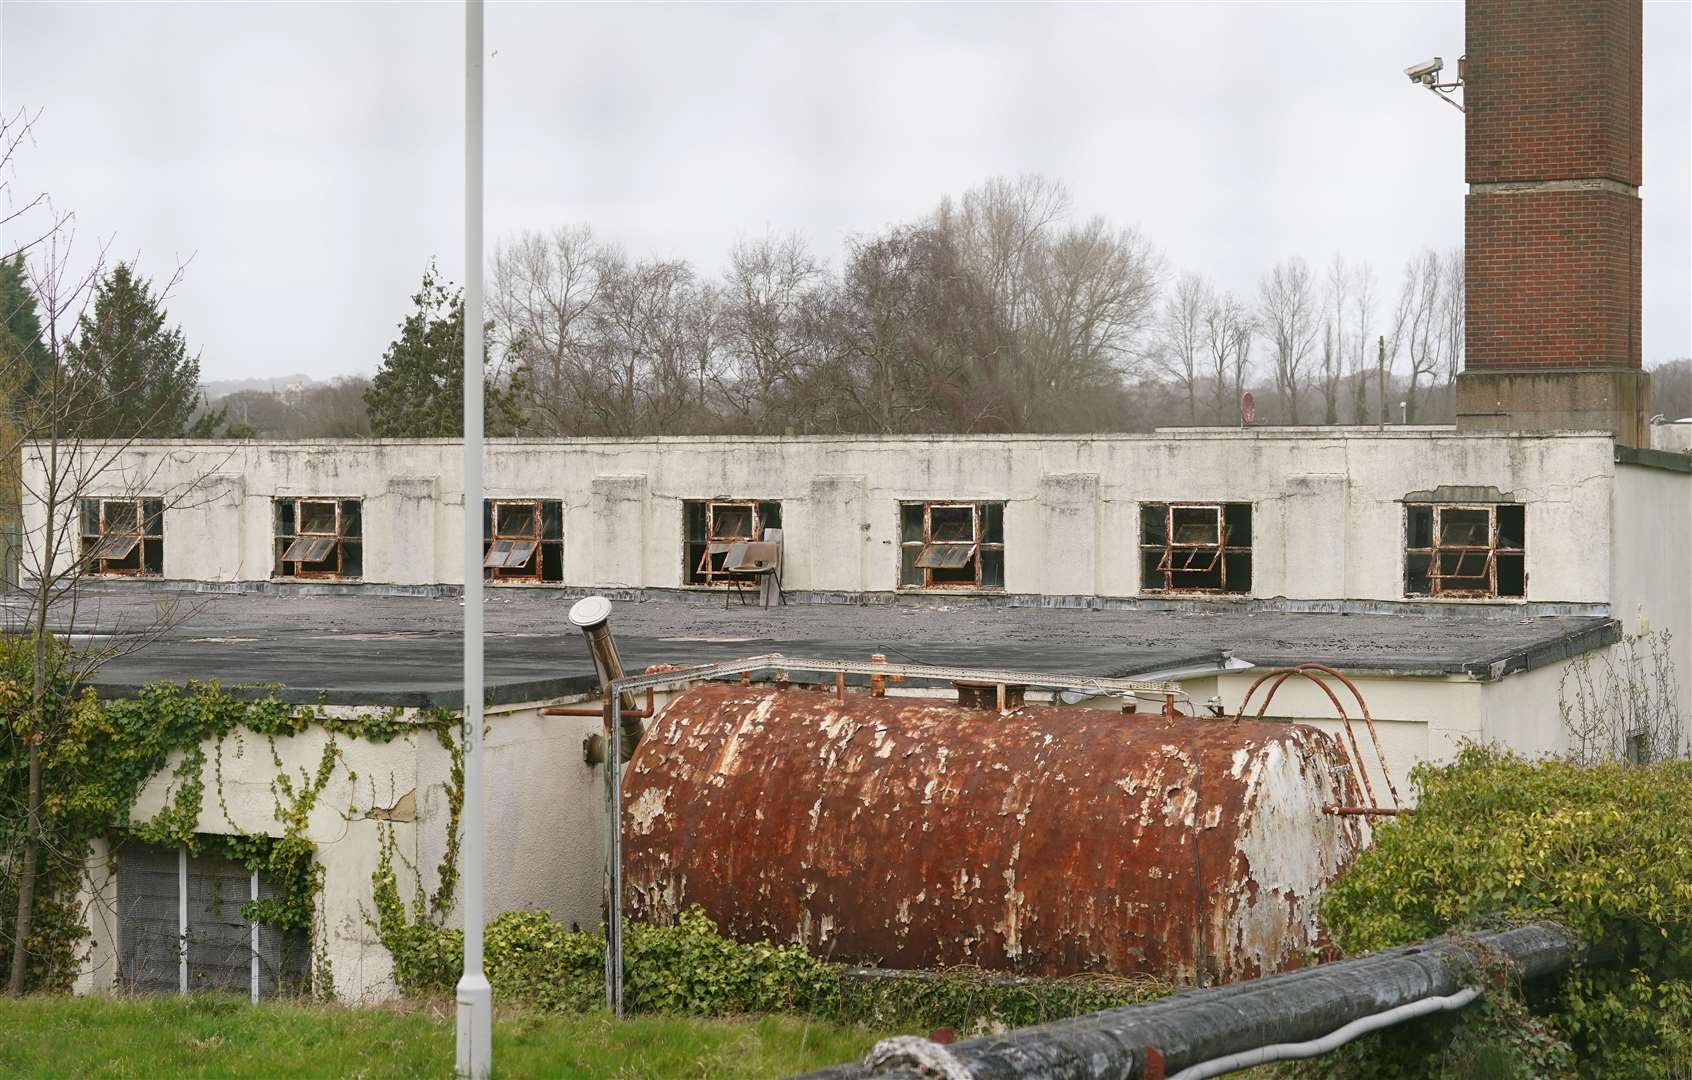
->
[[1611, 464, 1692, 735], [24, 430, 1626, 606], [1651, 422, 1692, 454], [75, 700, 607, 1003]]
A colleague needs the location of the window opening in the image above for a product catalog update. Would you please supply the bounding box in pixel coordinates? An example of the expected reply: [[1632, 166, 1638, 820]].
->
[[898, 501, 1005, 590], [684, 499, 782, 586], [1404, 503, 1525, 598], [79, 497, 164, 576], [273, 498, 362, 579], [1139, 502, 1252, 594], [483, 499, 563, 582]]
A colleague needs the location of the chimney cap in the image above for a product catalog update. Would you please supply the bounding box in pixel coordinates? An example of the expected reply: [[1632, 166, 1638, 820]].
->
[[568, 595, 613, 629]]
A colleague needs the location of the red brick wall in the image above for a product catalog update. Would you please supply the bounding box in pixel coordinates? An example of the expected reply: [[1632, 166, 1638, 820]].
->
[[1466, 0, 1642, 186], [1464, 0, 1642, 371], [1466, 188, 1640, 368]]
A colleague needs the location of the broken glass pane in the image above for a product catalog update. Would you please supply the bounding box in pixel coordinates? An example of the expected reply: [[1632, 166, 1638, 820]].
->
[[711, 503, 755, 539], [930, 506, 974, 542], [298, 501, 337, 535], [104, 501, 139, 533], [1171, 506, 1220, 546], [916, 543, 975, 569], [1438, 508, 1490, 547], [496, 502, 537, 537]]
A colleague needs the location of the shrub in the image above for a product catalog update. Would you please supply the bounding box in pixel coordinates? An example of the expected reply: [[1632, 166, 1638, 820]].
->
[[1316, 745, 1692, 1078], [384, 906, 1169, 1033]]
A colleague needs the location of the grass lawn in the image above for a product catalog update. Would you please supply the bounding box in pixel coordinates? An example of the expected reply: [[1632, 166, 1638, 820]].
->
[[0, 993, 889, 1079]]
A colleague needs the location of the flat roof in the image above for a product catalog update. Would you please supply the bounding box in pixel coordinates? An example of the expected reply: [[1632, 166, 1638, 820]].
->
[[5, 589, 1619, 709]]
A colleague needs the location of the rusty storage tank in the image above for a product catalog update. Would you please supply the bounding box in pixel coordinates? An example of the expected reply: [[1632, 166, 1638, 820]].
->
[[621, 682, 1369, 984]]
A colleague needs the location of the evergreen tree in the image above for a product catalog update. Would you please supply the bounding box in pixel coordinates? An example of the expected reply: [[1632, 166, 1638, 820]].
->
[[62, 262, 213, 437], [0, 255, 50, 399], [365, 261, 515, 437]]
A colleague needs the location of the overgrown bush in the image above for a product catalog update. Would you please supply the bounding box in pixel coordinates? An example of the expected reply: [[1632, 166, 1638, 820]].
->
[[1312, 745, 1692, 1078], [380, 905, 1169, 1033]]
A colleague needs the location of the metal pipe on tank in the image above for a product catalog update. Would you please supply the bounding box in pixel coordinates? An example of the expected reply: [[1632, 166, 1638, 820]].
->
[[568, 596, 643, 755]]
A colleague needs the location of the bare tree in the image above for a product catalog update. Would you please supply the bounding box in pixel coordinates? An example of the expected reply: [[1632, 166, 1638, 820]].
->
[[1345, 259, 1379, 424], [1439, 247, 1464, 390], [1, 127, 227, 992], [1257, 257, 1320, 424], [1204, 291, 1253, 425], [936, 176, 1162, 431], [487, 225, 607, 436], [715, 234, 826, 432], [1560, 631, 1683, 765], [1387, 249, 1453, 424], [1154, 272, 1211, 424]]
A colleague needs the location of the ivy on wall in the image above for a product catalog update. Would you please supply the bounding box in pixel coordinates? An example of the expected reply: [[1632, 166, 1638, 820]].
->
[[0, 633, 458, 994]]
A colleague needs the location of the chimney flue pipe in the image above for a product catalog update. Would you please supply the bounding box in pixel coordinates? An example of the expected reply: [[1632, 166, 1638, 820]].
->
[[568, 596, 643, 756]]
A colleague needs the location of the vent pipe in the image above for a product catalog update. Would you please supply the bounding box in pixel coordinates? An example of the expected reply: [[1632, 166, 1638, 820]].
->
[[568, 596, 643, 756]]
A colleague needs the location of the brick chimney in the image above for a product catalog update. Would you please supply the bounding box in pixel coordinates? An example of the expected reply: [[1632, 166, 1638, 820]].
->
[[1455, 0, 1648, 446]]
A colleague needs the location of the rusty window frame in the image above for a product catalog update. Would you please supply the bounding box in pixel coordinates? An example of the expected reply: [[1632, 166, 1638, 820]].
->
[[272, 497, 362, 580], [483, 498, 563, 583], [79, 497, 164, 577], [683, 499, 782, 587], [898, 501, 1005, 590], [1139, 502, 1251, 594], [1404, 502, 1525, 599]]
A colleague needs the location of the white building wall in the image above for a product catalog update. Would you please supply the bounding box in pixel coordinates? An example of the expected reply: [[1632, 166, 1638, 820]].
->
[[25, 430, 1626, 607], [74, 701, 607, 1003], [1611, 463, 1692, 733]]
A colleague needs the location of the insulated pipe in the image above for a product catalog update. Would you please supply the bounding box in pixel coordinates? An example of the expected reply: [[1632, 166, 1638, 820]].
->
[[1166, 987, 1481, 1080], [791, 922, 1576, 1080]]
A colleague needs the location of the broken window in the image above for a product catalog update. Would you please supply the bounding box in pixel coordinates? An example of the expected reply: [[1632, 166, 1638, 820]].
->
[[79, 497, 164, 576], [272, 498, 362, 579], [898, 501, 1005, 590], [482, 499, 564, 583], [684, 499, 782, 586], [1404, 502, 1525, 598], [1139, 503, 1252, 594]]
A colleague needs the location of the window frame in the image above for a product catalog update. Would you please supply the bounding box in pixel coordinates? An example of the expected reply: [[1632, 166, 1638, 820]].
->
[[897, 500, 1006, 591], [482, 498, 564, 583], [683, 499, 782, 587], [272, 497, 363, 580], [1403, 502, 1526, 599], [1138, 501, 1252, 595], [79, 497, 164, 577]]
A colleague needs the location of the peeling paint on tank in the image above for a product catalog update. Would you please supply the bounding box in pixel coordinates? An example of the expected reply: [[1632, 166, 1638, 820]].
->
[[622, 683, 1366, 983]]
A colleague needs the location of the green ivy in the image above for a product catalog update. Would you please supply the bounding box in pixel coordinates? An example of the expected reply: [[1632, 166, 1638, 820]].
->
[[0, 632, 456, 994], [1311, 745, 1692, 1079]]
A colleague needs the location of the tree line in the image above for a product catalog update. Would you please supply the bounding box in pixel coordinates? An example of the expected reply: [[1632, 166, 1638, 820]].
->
[[4, 170, 1688, 442], [365, 175, 1485, 438]]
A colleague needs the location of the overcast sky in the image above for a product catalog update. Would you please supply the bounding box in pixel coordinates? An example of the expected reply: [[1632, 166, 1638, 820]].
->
[[2, 1, 1688, 383]]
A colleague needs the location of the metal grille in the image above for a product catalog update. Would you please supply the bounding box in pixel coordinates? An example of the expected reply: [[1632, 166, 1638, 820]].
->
[[116, 842, 179, 992], [116, 840, 309, 998]]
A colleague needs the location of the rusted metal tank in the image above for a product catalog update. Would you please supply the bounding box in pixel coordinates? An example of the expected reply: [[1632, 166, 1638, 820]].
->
[[622, 682, 1369, 984]]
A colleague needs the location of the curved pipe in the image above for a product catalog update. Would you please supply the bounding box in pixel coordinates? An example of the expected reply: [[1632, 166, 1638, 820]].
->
[[1166, 987, 1481, 1080]]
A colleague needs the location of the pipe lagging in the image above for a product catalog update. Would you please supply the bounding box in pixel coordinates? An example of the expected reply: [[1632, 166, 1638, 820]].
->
[[1166, 986, 1482, 1080]]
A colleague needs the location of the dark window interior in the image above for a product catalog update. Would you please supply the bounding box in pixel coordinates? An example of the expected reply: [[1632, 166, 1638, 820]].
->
[[1139, 502, 1251, 594], [899, 501, 1006, 590], [1404, 502, 1525, 598], [80, 497, 164, 576], [684, 499, 782, 586], [273, 498, 362, 579], [484, 499, 565, 583]]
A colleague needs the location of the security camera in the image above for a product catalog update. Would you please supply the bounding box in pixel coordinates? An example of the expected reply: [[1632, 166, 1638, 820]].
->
[[1404, 57, 1443, 84]]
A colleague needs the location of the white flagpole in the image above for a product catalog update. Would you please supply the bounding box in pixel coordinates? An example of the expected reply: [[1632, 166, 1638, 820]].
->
[[455, 1, 491, 1076]]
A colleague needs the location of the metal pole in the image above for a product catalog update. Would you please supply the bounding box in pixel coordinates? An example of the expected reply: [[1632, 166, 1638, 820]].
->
[[454, 0, 491, 1075], [606, 692, 625, 1016], [250, 867, 260, 1004]]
